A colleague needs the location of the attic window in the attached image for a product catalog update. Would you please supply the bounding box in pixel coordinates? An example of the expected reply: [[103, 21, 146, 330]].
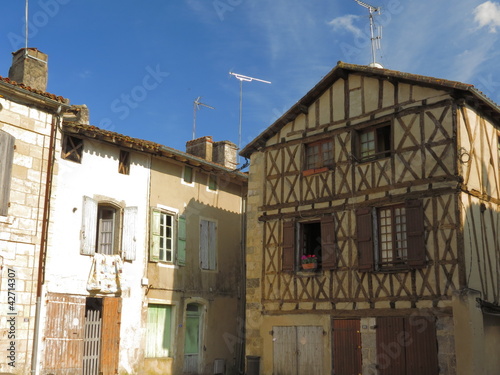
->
[[119, 150, 130, 175], [62, 135, 83, 163]]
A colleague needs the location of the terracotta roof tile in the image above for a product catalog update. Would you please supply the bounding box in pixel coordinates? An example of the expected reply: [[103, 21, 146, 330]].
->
[[0, 75, 68, 103]]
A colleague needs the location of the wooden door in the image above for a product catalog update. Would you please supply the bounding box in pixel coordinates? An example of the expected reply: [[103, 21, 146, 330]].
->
[[273, 326, 323, 375], [332, 319, 362, 375], [42, 293, 86, 375], [100, 297, 122, 374], [184, 303, 202, 373]]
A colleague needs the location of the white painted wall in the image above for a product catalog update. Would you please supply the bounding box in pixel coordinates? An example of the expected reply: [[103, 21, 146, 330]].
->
[[44, 134, 151, 372]]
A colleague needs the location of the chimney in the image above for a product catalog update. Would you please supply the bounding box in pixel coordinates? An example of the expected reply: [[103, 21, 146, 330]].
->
[[213, 140, 238, 169], [8, 48, 48, 91], [186, 136, 213, 162]]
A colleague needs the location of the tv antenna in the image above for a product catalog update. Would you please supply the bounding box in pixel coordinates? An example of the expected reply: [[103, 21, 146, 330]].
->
[[354, 0, 383, 68], [25, 0, 29, 50], [192, 96, 214, 140], [229, 72, 271, 163]]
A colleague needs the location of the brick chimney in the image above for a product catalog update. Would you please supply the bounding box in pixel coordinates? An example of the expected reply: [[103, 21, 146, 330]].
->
[[8, 48, 48, 91], [186, 136, 213, 162], [213, 140, 238, 169]]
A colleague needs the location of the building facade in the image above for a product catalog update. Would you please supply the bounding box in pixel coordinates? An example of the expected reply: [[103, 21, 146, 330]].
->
[[241, 62, 500, 375], [0, 48, 70, 374]]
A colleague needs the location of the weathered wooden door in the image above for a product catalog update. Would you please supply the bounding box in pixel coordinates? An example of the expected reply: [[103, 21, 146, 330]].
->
[[332, 319, 362, 375], [376, 316, 438, 375], [273, 326, 323, 375], [42, 293, 86, 375], [184, 303, 203, 373], [100, 297, 121, 374]]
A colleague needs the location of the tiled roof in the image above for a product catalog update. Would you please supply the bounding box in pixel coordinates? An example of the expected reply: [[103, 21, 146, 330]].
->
[[240, 61, 500, 158], [63, 123, 248, 180], [0, 75, 68, 103]]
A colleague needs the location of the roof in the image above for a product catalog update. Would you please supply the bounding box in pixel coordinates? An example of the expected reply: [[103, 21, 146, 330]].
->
[[240, 61, 500, 158], [0, 75, 69, 104], [62, 123, 248, 182]]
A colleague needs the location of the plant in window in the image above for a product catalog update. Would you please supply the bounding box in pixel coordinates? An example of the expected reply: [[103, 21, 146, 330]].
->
[[301, 254, 318, 270]]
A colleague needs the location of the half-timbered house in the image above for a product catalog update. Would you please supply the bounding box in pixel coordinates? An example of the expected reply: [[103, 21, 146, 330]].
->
[[241, 62, 500, 375]]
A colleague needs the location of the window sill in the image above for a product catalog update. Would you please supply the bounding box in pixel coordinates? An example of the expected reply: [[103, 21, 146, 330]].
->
[[296, 269, 323, 277], [302, 167, 328, 177]]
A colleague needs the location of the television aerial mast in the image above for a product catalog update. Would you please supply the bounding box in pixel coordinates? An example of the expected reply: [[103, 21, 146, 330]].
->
[[354, 0, 383, 68], [192, 97, 214, 140], [229, 72, 271, 163]]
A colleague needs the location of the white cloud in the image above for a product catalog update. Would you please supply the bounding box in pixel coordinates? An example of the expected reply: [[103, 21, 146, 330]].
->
[[328, 15, 363, 38], [474, 1, 500, 33]]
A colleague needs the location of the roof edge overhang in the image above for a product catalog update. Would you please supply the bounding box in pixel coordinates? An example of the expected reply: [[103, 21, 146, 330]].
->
[[62, 123, 248, 183], [240, 61, 500, 158], [0, 79, 70, 113]]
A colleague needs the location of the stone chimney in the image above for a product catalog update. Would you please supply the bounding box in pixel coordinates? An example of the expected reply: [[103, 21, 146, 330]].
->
[[213, 140, 238, 169], [186, 136, 213, 162], [8, 48, 48, 91]]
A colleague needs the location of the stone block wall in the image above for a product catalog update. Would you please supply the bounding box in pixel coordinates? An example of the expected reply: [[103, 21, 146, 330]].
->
[[0, 96, 53, 373]]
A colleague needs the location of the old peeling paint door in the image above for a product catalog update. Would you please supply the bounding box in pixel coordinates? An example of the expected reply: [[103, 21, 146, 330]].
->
[[273, 326, 323, 375], [100, 297, 122, 375], [332, 319, 362, 375], [43, 293, 86, 375], [184, 303, 203, 373], [83, 298, 102, 375]]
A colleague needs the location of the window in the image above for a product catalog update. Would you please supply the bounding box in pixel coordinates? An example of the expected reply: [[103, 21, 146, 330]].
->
[[0, 130, 15, 216], [356, 200, 425, 271], [183, 166, 194, 184], [208, 174, 217, 191], [62, 135, 83, 163], [200, 219, 217, 270], [282, 216, 336, 271], [304, 139, 333, 173], [356, 123, 391, 162], [146, 304, 173, 358], [118, 150, 130, 175], [80, 196, 137, 260], [96, 205, 118, 255], [150, 209, 186, 264]]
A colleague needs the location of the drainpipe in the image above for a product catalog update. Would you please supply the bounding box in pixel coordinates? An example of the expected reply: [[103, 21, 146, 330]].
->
[[31, 108, 61, 374]]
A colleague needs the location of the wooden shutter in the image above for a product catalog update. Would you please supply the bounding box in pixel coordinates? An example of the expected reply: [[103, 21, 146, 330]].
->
[[150, 209, 161, 262], [282, 221, 295, 271], [0, 131, 15, 216], [356, 207, 374, 271], [321, 216, 336, 269], [101, 297, 121, 375], [208, 221, 217, 270], [177, 215, 186, 266], [200, 220, 209, 269], [81, 196, 98, 255], [122, 206, 137, 261], [405, 200, 426, 268]]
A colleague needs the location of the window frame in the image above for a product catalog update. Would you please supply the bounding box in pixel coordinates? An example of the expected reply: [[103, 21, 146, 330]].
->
[[182, 166, 194, 186], [96, 204, 120, 255], [62, 135, 84, 163], [356, 200, 426, 272], [355, 122, 392, 163], [145, 303, 174, 358], [207, 174, 218, 192], [118, 150, 130, 175], [303, 138, 334, 175], [282, 216, 337, 272], [151, 209, 176, 263]]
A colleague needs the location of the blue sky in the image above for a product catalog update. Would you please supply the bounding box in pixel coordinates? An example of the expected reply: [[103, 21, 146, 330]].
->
[[1, 0, 500, 154]]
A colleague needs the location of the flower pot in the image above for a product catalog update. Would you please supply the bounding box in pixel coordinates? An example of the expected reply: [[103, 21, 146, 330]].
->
[[302, 263, 317, 270]]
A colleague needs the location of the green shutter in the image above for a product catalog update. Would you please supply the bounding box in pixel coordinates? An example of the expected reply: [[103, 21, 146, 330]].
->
[[150, 209, 161, 262], [177, 215, 186, 266], [146, 304, 172, 357]]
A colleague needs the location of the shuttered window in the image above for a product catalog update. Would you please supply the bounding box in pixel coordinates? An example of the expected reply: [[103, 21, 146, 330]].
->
[[177, 215, 186, 266], [356, 200, 426, 271], [146, 304, 173, 358], [281, 216, 337, 271], [0, 130, 15, 216], [62, 135, 83, 163], [150, 209, 176, 263], [200, 219, 217, 270]]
